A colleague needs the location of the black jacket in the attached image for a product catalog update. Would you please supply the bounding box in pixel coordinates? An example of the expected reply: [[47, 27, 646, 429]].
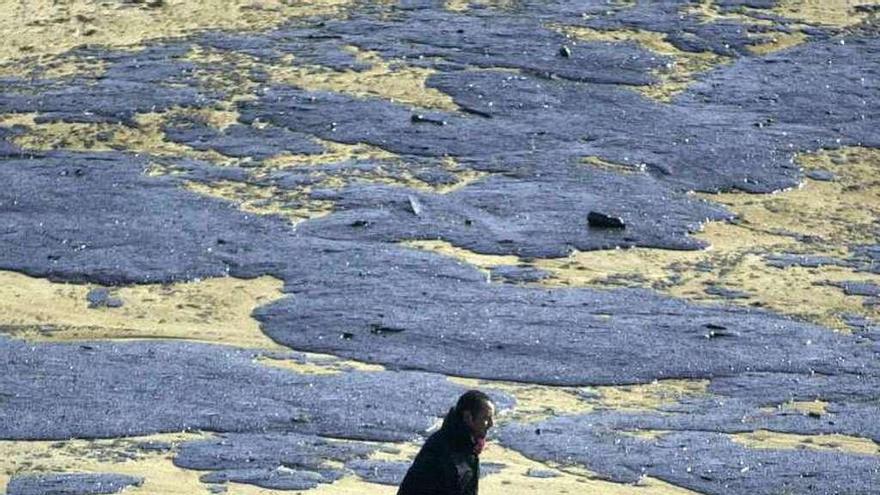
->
[[397, 408, 480, 495]]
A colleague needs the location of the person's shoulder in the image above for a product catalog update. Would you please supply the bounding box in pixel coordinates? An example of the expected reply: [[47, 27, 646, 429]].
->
[[418, 429, 454, 458]]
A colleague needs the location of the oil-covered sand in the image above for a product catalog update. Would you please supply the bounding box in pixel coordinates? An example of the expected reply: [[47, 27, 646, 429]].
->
[[1, 1, 878, 494]]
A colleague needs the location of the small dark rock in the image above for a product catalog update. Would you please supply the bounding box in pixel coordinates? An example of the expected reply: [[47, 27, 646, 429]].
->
[[106, 297, 124, 308], [410, 114, 447, 126], [577, 389, 601, 400], [347, 460, 408, 486], [460, 106, 493, 118], [855, 4, 880, 12], [765, 254, 843, 269], [489, 265, 551, 284], [752, 117, 774, 128], [559, 45, 572, 58], [704, 285, 750, 299], [87, 288, 124, 309], [135, 441, 173, 452], [704, 330, 739, 339], [370, 324, 406, 336], [587, 211, 626, 229], [481, 463, 505, 477], [350, 219, 371, 228], [526, 468, 560, 478], [122, 0, 164, 7], [806, 169, 835, 181]]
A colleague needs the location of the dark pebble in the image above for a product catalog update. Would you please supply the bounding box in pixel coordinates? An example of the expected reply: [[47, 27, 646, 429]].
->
[[587, 211, 626, 229]]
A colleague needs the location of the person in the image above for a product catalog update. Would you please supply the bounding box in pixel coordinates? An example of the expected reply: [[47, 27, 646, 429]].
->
[[397, 390, 495, 495]]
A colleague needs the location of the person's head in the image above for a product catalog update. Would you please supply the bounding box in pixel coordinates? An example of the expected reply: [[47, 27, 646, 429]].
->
[[455, 390, 495, 439]]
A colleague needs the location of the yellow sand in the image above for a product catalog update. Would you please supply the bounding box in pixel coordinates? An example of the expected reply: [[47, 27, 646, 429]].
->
[[686, 0, 875, 29], [683, 1, 872, 56], [0, 54, 109, 80], [312, 163, 486, 195], [0, 270, 287, 350], [403, 240, 519, 281], [684, 0, 774, 26], [0, 109, 242, 166], [185, 181, 335, 226], [262, 139, 397, 171], [451, 376, 710, 423], [256, 353, 386, 375], [0, 0, 354, 64], [480, 444, 700, 495], [582, 156, 649, 175], [187, 44, 459, 126], [760, 400, 830, 417], [269, 46, 458, 111], [619, 430, 672, 441], [554, 25, 730, 102], [783, 400, 829, 416], [445, 0, 519, 12], [769, 0, 878, 27], [0, 432, 213, 495], [265, 150, 486, 193], [747, 31, 809, 56], [731, 430, 880, 457], [589, 380, 710, 412], [451, 377, 595, 423]]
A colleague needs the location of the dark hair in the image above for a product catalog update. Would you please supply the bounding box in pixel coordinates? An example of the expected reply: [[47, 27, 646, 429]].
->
[[454, 390, 492, 417]]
